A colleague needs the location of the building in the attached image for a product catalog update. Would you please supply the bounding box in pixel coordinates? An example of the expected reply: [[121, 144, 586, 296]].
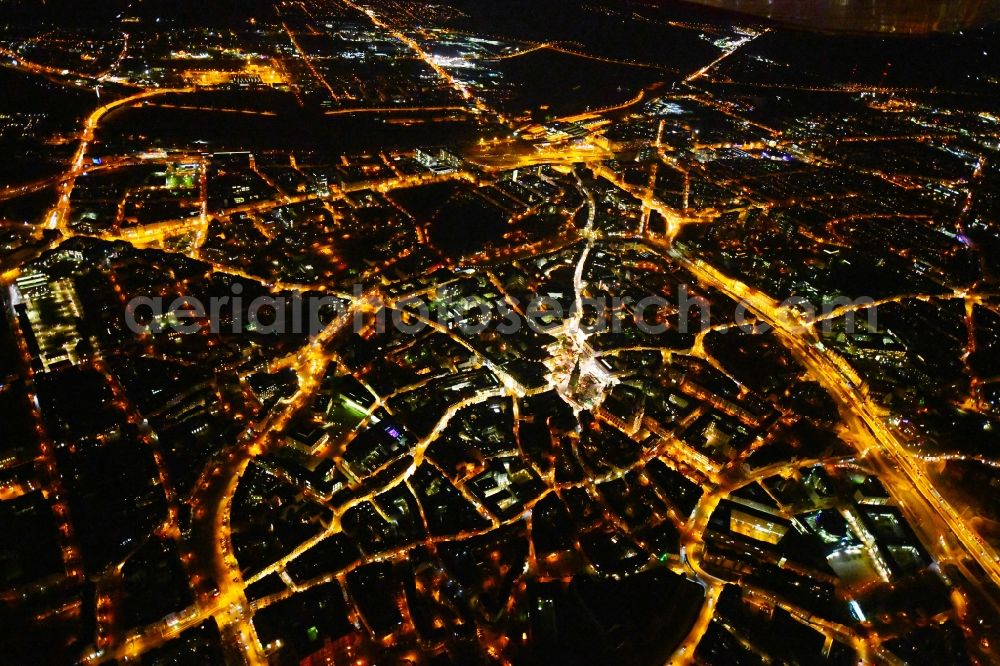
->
[[729, 506, 790, 545], [10, 271, 84, 372]]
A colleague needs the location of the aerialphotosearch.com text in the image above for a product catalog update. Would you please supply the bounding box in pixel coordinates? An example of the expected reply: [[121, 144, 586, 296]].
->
[[124, 282, 879, 339]]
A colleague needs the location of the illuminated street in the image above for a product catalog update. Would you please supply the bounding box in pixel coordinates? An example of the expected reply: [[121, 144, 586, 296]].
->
[[0, 1, 998, 665]]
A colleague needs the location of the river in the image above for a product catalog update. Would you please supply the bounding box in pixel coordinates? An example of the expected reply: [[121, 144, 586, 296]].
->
[[682, 0, 1000, 33]]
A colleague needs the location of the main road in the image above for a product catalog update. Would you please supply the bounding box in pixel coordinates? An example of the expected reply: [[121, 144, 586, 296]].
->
[[46, 87, 194, 233], [668, 250, 1000, 601]]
